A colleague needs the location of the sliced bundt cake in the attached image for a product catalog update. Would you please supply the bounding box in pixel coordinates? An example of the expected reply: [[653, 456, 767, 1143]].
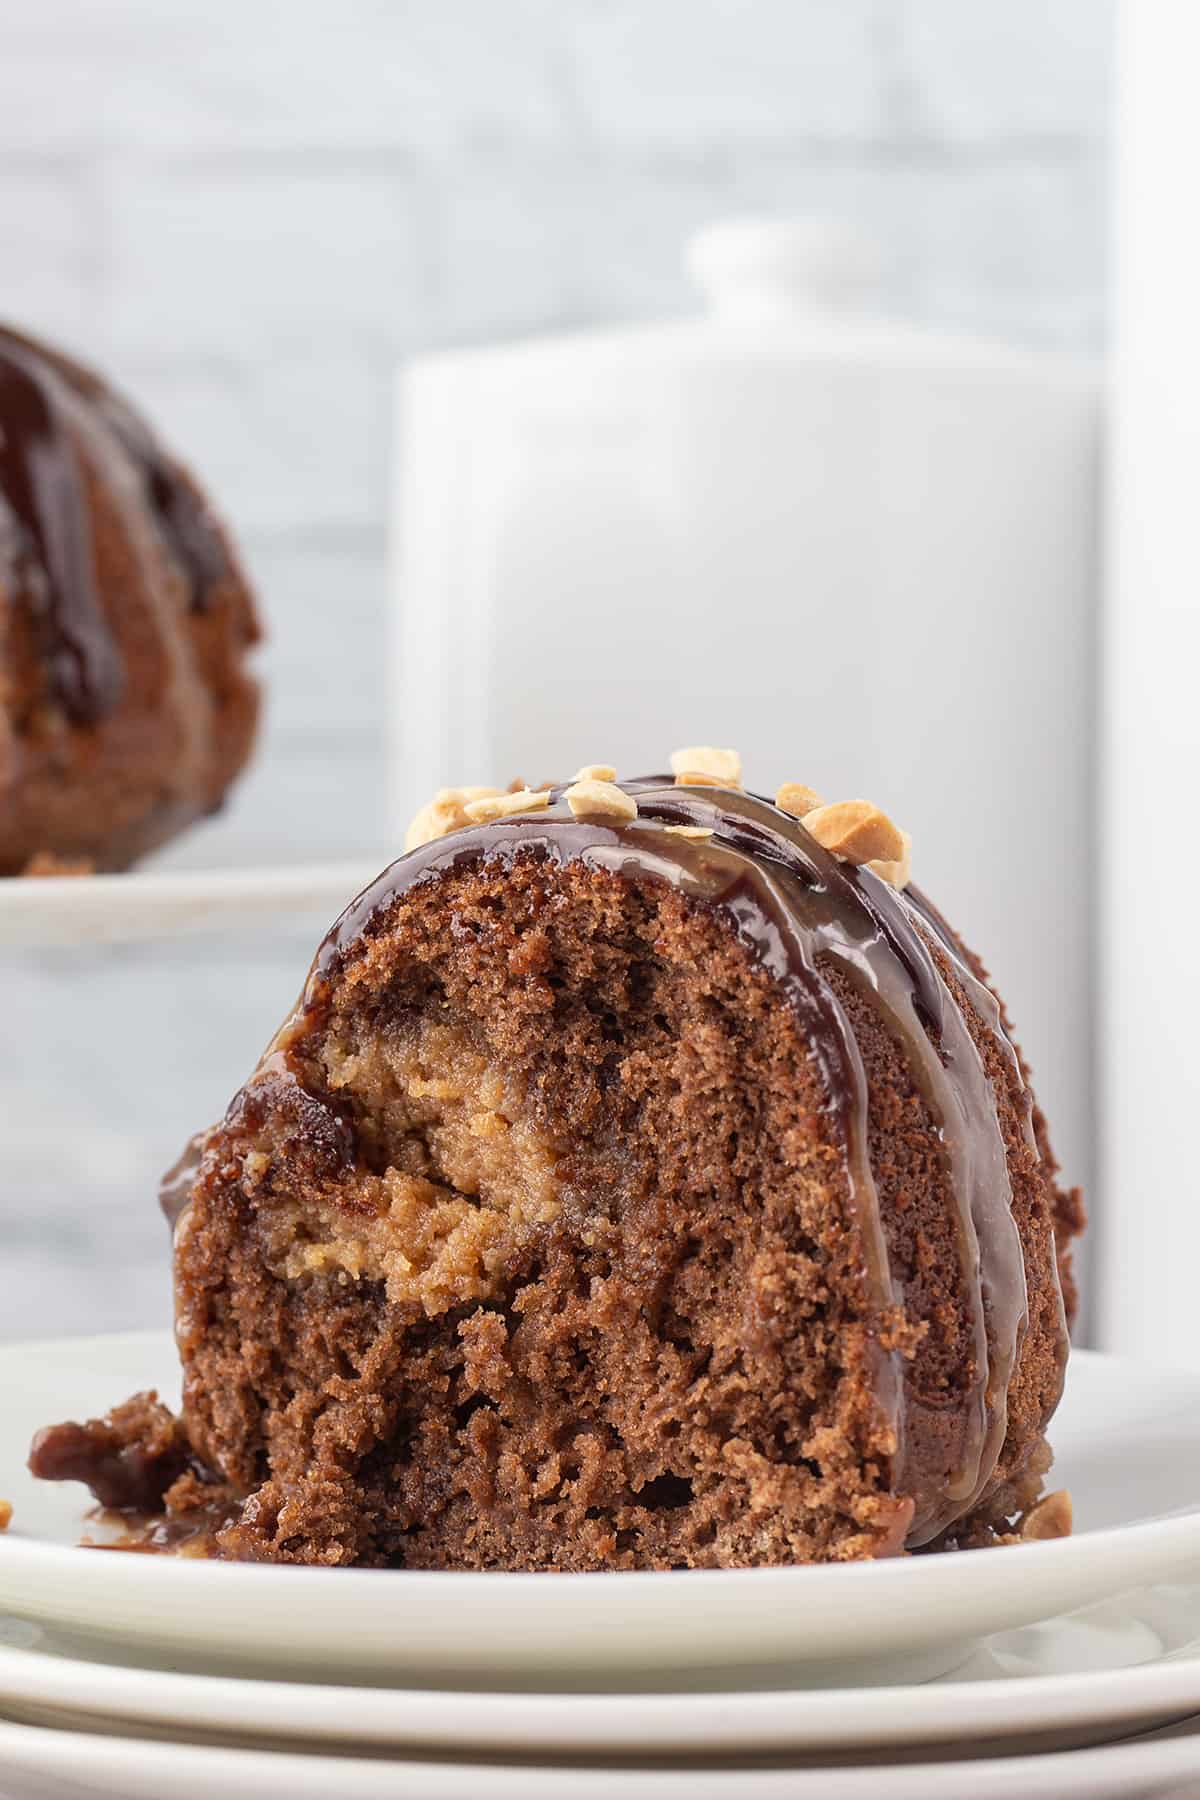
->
[[31, 751, 1083, 1565], [0, 323, 260, 874]]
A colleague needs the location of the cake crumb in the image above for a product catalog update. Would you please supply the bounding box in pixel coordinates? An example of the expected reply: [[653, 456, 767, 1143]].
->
[[564, 780, 637, 823], [573, 763, 617, 783], [463, 788, 552, 825], [664, 825, 713, 840], [469, 1110, 510, 1141], [670, 746, 743, 788], [0, 1499, 11, 1531]]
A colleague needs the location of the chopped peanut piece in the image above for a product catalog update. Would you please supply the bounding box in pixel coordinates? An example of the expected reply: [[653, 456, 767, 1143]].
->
[[1019, 1489, 1072, 1542], [463, 788, 552, 825], [866, 831, 913, 891], [564, 779, 638, 822], [802, 799, 907, 870], [0, 1499, 11, 1531], [573, 763, 617, 783], [669, 746, 743, 788], [775, 782, 824, 819], [405, 786, 503, 852], [664, 824, 713, 840]]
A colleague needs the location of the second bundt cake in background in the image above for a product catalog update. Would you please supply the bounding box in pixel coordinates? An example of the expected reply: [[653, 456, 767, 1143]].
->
[[0, 323, 260, 874]]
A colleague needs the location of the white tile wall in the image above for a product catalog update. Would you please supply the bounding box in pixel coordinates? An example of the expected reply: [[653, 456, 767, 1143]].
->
[[564, 1, 885, 145], [0, 0, 1112, 1339], [114, 352, 389, 539], [101, 160, 437, 356], [895, 0, 1110, 140]]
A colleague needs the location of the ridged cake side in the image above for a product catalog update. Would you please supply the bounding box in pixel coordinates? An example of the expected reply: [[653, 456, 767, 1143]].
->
[[0, 324, 259, 873]]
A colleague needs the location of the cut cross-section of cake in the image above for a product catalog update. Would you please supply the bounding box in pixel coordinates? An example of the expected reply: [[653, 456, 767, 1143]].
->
[[30, 752, 1084, 1566]]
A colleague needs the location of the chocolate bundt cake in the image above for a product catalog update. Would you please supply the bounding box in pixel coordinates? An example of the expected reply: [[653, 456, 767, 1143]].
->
[[0, 324, 260, 874], [31, 751, 1084, 1566]]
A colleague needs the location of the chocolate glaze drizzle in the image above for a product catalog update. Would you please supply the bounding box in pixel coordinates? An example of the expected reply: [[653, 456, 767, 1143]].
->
[[1, 324, 233, 615], [159, 1132, 208, 1232], [0, 338, 124, 724], [0, 325, 234, 728], [87, 385, 230, 614], [174, 778, 1066, 1547]]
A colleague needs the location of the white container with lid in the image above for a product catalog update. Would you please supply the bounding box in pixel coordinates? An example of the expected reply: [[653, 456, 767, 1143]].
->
[[391, 218, 1101, 1211]]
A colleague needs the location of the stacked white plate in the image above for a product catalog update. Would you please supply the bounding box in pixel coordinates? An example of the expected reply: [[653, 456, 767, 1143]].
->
[[1, 1336, 1200, 1796]]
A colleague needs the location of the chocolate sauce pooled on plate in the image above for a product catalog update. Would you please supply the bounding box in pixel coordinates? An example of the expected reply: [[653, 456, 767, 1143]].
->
[[281, 776, 1059, 1547], [29, 1396, 238, 1557], [0, 337, 124, 724], [81, 1499, 234, 1556]]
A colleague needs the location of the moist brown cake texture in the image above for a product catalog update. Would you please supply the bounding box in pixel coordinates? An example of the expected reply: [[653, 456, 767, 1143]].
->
[[0, 323, 260, 874], [30, 771, 1083, 1567]]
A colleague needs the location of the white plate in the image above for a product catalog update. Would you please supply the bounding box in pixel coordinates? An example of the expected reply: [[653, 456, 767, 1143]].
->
[[0, 859, 382, 947], [2, 1713, 1200, 1800], [3, 1335, 1200, 1688], [2, 1587, 1200, 1759]]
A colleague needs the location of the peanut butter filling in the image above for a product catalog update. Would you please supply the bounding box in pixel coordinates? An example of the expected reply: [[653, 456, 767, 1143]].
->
[[272, 1020, 565, 1316]]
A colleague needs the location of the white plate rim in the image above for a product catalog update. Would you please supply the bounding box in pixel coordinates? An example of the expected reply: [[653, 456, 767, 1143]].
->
[[6, 1499, 1200, 1680], [7, 1324, 1200, 1684], [5, 1336, 1200, 1684]]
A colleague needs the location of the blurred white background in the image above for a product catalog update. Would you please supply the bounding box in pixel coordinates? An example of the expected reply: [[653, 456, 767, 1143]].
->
[[1, 0, 1111, 1340]]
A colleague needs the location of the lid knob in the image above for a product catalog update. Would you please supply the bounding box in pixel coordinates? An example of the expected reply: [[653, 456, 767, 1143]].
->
[[686, 218, 881, 319]]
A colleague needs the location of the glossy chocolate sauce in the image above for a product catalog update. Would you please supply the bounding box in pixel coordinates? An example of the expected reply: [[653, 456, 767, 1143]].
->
[[165, 779, 1064, 1547], [28, 1414, 187, 1514], [30, 1407, 237, 1557], [0, 337, 124, 724], [159, 1131, 207, 1232]]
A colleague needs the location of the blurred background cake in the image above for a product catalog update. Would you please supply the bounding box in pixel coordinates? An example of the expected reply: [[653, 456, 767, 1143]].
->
[[0, 324, 260, 875]]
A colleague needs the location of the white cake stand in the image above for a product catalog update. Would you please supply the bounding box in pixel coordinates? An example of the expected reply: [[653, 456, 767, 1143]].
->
[[0, 857, 386, 948]]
